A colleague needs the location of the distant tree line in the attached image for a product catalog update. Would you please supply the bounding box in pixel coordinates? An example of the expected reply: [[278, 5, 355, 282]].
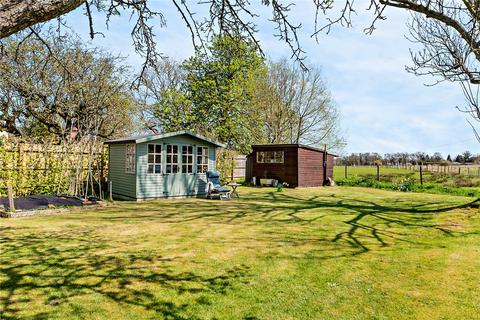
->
[[337, 151, 480, 166]]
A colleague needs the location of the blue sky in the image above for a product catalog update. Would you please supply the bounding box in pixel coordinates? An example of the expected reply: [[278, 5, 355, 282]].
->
[[64, 1, 478, 157]]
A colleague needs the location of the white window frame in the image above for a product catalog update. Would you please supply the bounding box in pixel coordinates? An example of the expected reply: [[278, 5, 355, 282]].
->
[[182, 145, 194, 174], [147, 144, 162, 174], [125, 144, 136, 174], [197, 146, 209, 173], [256, 151, 284, 164], [166, 144, 180, 174]]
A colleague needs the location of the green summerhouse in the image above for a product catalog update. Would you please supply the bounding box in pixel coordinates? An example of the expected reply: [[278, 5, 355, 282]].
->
[[105, 131, 225, 200]]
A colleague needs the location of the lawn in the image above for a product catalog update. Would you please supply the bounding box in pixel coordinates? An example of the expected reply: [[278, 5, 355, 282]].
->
[[1, 187, 479, 319]]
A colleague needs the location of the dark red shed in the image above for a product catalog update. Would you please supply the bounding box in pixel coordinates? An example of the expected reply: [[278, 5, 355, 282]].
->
[[245, 144, 336, 188]]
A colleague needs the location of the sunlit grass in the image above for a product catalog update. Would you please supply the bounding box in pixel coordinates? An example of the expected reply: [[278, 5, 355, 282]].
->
[[1, 186, 479, 319]]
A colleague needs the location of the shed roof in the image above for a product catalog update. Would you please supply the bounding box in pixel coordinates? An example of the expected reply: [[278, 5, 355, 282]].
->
[[104, 130, 226, 147], [250, 144, 338, 157]]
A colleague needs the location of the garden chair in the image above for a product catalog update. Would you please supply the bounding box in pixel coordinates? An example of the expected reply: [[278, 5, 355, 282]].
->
[[206, 171, 231, 200]]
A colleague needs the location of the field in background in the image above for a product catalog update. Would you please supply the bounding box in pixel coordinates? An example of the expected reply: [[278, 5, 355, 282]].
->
[[333, 165, 480, 197], [1, 186, 479, 319]]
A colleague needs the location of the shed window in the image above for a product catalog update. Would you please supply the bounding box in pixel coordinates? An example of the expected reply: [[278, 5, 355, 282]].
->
[[166, 144, 179, 173], [125, 144, 136, 173], [256, 151, 284, 164], [182, 145, 194, 173], [197, 146, 209, 173], [147, 144, 162, 174]]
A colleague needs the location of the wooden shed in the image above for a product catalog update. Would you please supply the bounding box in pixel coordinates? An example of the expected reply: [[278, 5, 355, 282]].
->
[[105, 131, 225, 200], [245, 144, 336, 188]]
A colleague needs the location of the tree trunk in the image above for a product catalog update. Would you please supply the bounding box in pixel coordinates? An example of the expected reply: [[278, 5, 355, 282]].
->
[[0, 0, 84, 38]]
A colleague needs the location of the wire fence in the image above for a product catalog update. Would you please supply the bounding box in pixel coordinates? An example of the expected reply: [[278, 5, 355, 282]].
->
[[336, 164, 480, 187]]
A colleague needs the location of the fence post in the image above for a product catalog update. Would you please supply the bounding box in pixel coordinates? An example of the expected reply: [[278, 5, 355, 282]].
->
[[344, 165, 347, 179], [231, 155, 235, 182], [109, 181, 113, 201], [376, 164, 380, 181], [7, 185, 15, 212], [458, 167, 461, 174], [420, 164, 423, 185]]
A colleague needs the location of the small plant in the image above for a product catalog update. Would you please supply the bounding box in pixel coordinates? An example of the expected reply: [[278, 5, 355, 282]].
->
[[277, 182, 289, 192], [393, 177, 416, 192]]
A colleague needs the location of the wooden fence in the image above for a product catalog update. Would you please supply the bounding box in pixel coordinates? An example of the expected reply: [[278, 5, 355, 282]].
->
[[232, 155, 247, 180]]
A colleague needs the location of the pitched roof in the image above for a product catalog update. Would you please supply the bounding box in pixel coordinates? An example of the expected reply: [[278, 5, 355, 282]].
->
[[104, 130, 226, 147]]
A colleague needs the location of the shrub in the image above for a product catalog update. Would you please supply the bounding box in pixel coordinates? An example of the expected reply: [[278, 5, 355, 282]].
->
[[393, 177, 415, 192]]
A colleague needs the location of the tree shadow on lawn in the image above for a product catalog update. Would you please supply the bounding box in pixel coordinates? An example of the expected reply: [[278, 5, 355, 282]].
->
[[264, 192, 479, 255], [1, 193, 477, 319], [99, 191, 478, 256], [0, 228, 251, 320]]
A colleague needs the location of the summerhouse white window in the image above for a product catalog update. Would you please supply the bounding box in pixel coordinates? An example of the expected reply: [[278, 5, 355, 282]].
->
[[166, 144, 179, 173], [182, 145, 194, 173], [256, 151, 284, 164], [197, 146, 209, 173], [125, 144, 136, 173], [147, 144, 162, 174]]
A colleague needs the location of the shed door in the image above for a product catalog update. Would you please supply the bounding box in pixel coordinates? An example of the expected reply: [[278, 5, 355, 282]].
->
[[164, 144, 196, 196]]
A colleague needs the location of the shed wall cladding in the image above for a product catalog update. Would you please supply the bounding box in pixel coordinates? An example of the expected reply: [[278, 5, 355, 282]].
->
[[135, 135, 216, 199], [297, 148, 334, 187], [252, 146, 298, 187], [109, 144, 137, 199]]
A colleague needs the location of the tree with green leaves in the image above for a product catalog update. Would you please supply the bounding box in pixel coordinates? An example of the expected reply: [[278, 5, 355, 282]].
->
[[151, 35, 265, 153], [0, 29, 134, 141]]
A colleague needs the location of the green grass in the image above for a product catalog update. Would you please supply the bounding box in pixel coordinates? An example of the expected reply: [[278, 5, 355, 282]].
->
[[1, 187, 480, 319], [334, 166, 480, 197]]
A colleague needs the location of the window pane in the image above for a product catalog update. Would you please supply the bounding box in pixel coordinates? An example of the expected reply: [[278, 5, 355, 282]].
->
[[182, 165, 187, 173], [155, 155, 161, 163], [188, 165, 192, 173], [173, 155, 178, 163], [173, 145, 178, 153], [148, 154, 154, 163], [155, 164, 161, 174], [182, 155, 187, 163], [166, 165, 171, 174], [256, 152, 262, 163], [188, 146, 193, 153], [148, 144, 154, 153], [197, 147, 202, 155], [197, 157, 202, 164], [203, 148, 208, 156], [188, 155, 192, 163], [148, 164, 154, 173], [173, 165, 178, 173], [167, 155, 172, 163], [167, 145, 172, 153], [275, 151, 284, 163], [155, 145, 162, 153]]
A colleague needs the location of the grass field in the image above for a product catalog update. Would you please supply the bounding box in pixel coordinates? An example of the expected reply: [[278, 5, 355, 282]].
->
[[1, 187, 480, 319], [334, 165, 480, 182], [334, 165, 480, 196]]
